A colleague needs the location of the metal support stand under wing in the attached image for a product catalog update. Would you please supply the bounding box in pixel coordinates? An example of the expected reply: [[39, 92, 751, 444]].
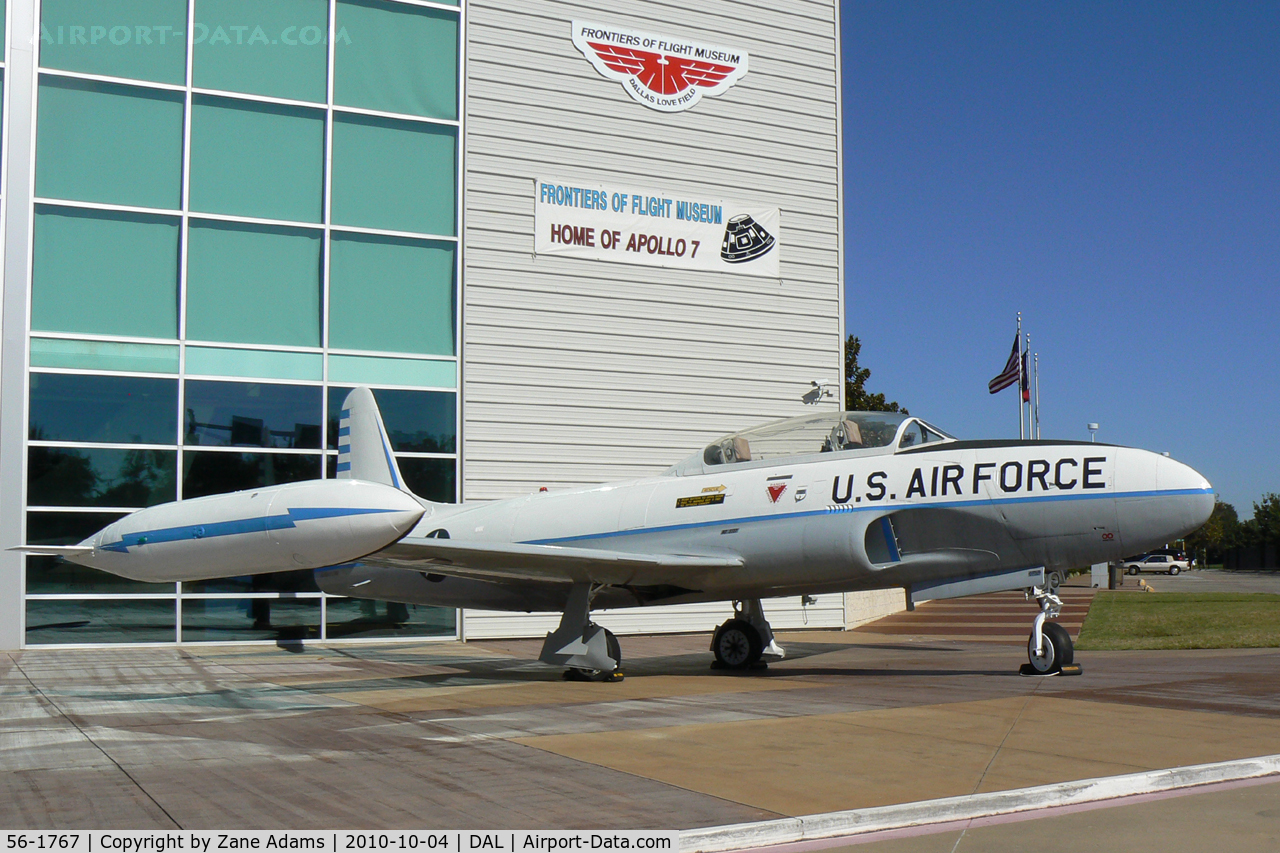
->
[[539, 583, 623, 681]]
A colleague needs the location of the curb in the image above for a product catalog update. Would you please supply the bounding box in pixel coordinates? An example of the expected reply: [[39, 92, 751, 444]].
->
[[679, 753, 1280, 852]]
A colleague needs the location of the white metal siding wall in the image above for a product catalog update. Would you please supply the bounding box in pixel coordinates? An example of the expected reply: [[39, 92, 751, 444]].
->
[[461, 0, 844, 635], [463, 594, 847, 640]]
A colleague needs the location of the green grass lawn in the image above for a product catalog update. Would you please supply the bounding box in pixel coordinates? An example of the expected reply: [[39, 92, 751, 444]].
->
[[1075, 592, 1280, 650]]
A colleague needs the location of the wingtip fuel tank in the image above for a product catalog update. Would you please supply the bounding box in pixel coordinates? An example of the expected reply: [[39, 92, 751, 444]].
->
[[61, 479, 425, 582]]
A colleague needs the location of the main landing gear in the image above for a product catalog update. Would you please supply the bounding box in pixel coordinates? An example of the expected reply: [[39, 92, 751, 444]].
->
[[539, 583, 624, 682], [711, 599, 785, 670], [1021, 586, 1081, 676]]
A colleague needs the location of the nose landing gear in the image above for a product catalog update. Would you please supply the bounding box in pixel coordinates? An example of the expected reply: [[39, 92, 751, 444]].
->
[[1020, 586, 1082, 676]]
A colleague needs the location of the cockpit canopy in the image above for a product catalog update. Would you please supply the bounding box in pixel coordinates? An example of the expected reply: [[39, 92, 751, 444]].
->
[[699, 411, 954, 467]]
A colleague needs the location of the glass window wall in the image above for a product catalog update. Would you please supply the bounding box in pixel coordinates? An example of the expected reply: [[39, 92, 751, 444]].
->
[[23, 0, 462, 647]]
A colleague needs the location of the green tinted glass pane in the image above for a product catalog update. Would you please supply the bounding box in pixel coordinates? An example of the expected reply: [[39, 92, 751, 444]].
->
[[189, 96, 325, 222], [36, 76, 184, 209], [397, 457, 454, 503], [185, 347, 322, 380], [30, 373, 178, 444], [27, 554, 171, 594], [326, 598, 455, 639], [193, 0, 328, 102], [185, 569, 318, 593], [39, 0, 187, 85], [335, 0, 457, 120], [326, 387, 455, 451], [26, 511, 172, 594], [182, 451, 320, 498], [32, 206, 180, 339], [0, 71, 5, 179], [331, 114, 456, 235], [182, 597, 321, 642], [27, 599, 176, 645], [30, 339, 179, 373], [187, 221, 321, 346], [28, 447, 177, 507], [328, 233, 455, 355], [327, 355, 455, 388]]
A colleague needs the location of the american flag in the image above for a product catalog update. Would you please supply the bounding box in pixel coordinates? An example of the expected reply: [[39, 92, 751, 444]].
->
[[988, 333, 1022, 394]]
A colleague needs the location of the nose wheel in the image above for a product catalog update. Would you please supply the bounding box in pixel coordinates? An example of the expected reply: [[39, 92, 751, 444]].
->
[[1020, 586, 1082, 676], [1026, 621, 1073, 673]]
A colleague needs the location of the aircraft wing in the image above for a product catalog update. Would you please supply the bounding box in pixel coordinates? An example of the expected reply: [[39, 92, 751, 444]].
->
[[362, 537, 743, 586]]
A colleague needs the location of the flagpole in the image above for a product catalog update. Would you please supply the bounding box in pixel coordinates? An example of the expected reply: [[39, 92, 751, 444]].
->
[[1034, 352, 1041, 440], [1016, 313, 1023, 439]]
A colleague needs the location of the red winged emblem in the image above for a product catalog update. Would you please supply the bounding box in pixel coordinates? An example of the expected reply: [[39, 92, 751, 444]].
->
[[586, 42, 736, 96], [573, 21, 749, 113]]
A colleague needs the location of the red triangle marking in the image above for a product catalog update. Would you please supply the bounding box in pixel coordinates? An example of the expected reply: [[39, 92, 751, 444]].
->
[[767, 483, 787, 503]]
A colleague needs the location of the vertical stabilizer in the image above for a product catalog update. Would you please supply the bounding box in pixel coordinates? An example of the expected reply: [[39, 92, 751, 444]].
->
[[337, 387, 411, 494]]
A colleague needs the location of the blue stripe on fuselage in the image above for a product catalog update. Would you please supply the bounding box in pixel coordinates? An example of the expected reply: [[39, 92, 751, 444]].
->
[[99, 506, 397, 553], [521, 486, 1213, 546]]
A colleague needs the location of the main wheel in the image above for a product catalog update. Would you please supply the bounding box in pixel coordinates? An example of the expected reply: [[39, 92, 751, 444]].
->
[[1169, 565, 1181, 576], [1027, 622, 1074, 674], [1127, 565, 1138, 575], [713, 619, 763, 668]]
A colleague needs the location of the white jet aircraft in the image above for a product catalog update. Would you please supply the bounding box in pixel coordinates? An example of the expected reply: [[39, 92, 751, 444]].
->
[[19, 388, 1214, 680]]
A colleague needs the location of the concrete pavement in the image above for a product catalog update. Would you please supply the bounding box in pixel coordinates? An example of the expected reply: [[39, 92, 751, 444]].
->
[[1, 570, 1277, 847]]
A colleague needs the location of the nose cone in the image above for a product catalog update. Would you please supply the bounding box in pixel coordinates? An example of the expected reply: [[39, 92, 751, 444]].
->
[[1158, 455, 1214, 531]]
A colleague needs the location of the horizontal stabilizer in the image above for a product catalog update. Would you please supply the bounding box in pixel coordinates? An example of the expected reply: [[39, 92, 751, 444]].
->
[[8, 545, 94, 556], [363, 537, 743, 586]]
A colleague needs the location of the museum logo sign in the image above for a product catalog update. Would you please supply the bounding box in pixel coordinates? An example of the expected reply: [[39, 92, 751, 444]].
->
[[571, 20, 748, 112]]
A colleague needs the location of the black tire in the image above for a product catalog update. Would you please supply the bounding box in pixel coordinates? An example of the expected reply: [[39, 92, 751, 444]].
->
[[1027, 622, 1074, 673], [713, 619, 763, 668], [1169, 566, 1181, 576], [604, 628, 621, 668], [1127, 566, 1138, 575]]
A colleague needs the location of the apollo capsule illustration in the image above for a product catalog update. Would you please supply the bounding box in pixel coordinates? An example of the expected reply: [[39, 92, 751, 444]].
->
[[45, 479, 425, 582], [720, 214, 776, 263]]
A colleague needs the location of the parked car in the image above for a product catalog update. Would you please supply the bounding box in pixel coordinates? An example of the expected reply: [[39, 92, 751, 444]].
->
[[1123, 553, 1189, 575]]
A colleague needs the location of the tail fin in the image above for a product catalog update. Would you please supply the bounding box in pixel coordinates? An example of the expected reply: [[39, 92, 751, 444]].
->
[[337, 387, 412, 494]]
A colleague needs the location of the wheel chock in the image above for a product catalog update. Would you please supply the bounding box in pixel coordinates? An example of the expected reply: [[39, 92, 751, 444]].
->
[[1019, 664, 1058, 676], [1018, 663, 1084, 677]]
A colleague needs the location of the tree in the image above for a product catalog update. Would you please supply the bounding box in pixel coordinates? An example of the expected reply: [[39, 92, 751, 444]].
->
[[844, 335, 907, 414], [1251, 493, 1280, 543], [1184, 499, 1239, 562]]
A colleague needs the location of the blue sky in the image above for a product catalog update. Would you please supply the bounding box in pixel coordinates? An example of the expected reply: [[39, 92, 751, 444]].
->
[[840, 2, 1279, 518]]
